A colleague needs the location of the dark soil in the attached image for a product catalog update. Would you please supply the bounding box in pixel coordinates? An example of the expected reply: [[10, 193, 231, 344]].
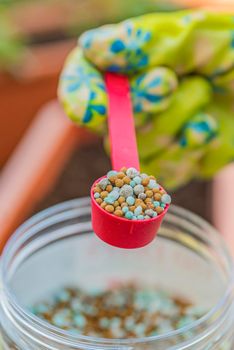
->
[[36, 140, 212, 222]]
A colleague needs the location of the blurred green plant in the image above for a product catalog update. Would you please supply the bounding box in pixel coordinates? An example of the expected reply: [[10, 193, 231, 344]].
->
[[67, 0, 179, 35], [0, 0, 180, 71], [0, 15, 25, 71]]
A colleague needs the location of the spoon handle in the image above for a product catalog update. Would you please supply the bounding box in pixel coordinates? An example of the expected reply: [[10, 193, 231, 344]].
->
[[105, 72, 140, 171]]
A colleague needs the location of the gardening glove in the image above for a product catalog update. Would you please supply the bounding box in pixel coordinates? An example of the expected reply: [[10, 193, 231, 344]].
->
[[58, 10, 234, 190]]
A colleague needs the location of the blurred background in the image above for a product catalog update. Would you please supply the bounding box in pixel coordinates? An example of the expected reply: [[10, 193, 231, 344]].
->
[[0, 0, 233, 235]]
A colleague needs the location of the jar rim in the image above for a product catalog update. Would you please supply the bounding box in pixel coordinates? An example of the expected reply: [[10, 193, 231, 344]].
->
[[1, 198, 234, 348]]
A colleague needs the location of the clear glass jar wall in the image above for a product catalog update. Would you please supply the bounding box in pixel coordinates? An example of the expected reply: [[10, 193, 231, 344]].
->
[[0, 198, 233, 350]]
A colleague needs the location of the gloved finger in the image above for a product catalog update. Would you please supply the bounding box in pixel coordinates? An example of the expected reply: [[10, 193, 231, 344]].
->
[[142, 145, 202, 190], [200, 97, 234, 178], [141, 112, 218, 189], [136, 76, 212, 159], [210, 68, 234, 95], [58, 47, 178, 129], [130, 67, 178, 121], [58, 47, 107, 132], [103, 109, 217, 190], [79, 11, 234, 77]]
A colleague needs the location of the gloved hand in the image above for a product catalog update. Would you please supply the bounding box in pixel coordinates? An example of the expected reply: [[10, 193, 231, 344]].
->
[[58, 10, 234, 189]]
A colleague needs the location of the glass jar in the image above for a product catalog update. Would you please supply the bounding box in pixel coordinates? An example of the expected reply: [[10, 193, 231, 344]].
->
[[0, 198, 233, 350]]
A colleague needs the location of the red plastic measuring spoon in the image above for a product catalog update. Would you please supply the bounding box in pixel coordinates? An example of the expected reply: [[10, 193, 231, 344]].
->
[[91, 72, 169, 249]]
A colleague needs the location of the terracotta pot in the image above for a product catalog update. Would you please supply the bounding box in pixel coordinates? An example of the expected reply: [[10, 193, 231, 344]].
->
[[0, 39, 76, 166], [0, 101, 97, 251]]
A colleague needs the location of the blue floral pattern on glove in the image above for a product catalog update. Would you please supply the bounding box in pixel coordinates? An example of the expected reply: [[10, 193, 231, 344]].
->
[[80, 20, 151, 73], [179, 113, 218, 148], [131, 68, 178, 114], [108, 22, 151, 73], [58, 49, 107, 128], [82, 90, 106, 123], [131, 74, 163, 113]]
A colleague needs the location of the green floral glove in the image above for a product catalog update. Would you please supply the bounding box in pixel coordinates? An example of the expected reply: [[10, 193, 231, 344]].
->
[[58, 10, 234, 189]]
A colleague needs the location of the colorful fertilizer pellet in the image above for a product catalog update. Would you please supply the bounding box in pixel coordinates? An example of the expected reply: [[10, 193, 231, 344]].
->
[[126, 196, 135, 206], [93, 167, 171, 220], [32, 283, 206, 339]]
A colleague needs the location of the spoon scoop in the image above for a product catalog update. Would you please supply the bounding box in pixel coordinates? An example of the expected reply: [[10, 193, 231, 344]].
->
[[91, 73, 169, 249]]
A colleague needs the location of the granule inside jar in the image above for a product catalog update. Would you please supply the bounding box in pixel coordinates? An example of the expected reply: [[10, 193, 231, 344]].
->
[[31, 284, 206, 339]]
